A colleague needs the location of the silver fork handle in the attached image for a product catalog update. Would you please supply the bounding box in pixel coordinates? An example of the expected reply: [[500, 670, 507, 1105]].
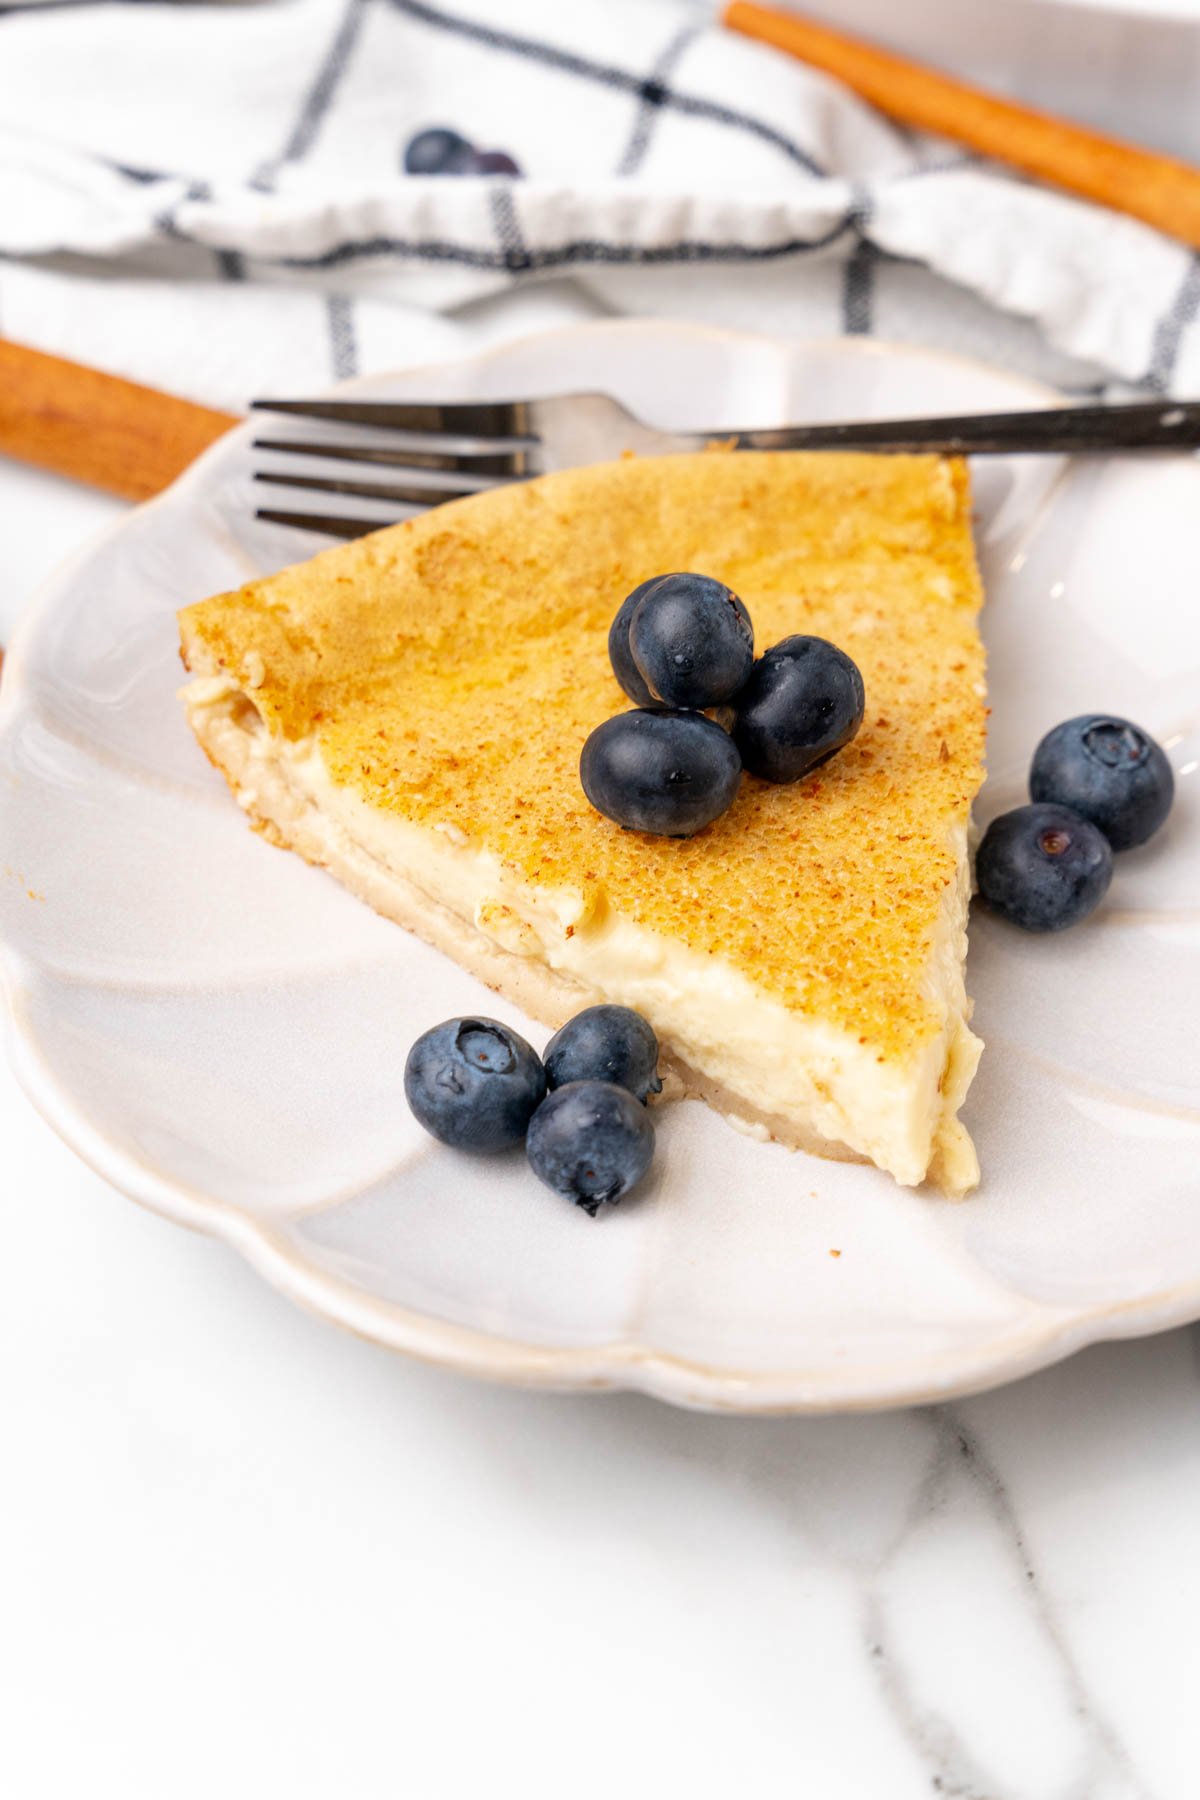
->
[[705, 401, 1200, 456]]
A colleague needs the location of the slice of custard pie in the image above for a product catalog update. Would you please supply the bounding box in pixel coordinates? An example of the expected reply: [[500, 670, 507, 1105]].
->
[[179, 451, 987, 1194]]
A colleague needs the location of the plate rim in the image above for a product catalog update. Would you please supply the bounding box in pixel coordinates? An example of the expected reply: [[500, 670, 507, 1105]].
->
[[3, 317, 1196, 1414]]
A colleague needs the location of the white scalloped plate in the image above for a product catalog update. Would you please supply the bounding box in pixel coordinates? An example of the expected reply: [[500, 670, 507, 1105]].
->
[[2, 322, 1197, 1412]]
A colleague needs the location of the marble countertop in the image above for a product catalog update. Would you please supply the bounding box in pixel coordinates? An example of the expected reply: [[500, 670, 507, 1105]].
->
[[3, 458, 1199, 1799]]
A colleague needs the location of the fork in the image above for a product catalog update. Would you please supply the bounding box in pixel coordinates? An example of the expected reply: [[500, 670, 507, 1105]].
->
[[251, 393, 1200, 539]]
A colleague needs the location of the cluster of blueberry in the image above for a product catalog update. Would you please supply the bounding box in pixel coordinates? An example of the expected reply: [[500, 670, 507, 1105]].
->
[[405, 1004, 662, 1216], [581, 572, 866, 837], [403, 126, 521, 178], [976, 715, 1174, 932]]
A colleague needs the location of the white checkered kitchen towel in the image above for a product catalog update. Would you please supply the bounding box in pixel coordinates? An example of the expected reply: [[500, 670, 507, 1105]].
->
[[1, 0, 1199, 410]]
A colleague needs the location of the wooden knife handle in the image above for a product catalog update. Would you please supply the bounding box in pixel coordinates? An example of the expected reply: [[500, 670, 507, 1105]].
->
[[724, 1, 1200, 253], [0, 340, 239, 503]]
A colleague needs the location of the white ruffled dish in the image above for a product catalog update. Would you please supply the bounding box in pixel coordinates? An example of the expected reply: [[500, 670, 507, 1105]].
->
[[1, 321, 1196, 1412]]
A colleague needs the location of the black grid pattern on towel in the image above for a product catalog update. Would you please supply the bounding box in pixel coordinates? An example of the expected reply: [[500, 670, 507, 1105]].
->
[[326, 293, 360, 378], [488, 184, 532, 273], [1145, 252, 1200, 393], [10, 0, 1198, 397], [391, 0, 827, 177], [252, 0, 373, 193], [615, 22, 703, 178], [153, 214, 859, 275]]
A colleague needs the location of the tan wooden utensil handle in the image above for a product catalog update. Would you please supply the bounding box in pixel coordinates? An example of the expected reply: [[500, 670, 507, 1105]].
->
[[0, 340, 239, 503], [724, 1, 1200, 252]]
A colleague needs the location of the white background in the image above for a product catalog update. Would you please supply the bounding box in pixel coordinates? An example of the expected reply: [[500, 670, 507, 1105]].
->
[[4, 463, 1200, 1800]]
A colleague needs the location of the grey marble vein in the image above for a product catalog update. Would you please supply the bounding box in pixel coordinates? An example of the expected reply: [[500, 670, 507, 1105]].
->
[[860, 1407, 1157, 1800], [861, 1425, 1003, 1800]]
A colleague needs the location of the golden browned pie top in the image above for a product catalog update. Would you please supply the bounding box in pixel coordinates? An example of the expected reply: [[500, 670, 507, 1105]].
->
[[180, 451, 986, 1058]]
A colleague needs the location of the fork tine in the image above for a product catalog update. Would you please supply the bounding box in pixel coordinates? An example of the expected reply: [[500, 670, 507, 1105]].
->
[[254, 468, 520, 505], [256, 507, 401, 539], [251, 396, 538, 445], [252, 435, 529, 476]]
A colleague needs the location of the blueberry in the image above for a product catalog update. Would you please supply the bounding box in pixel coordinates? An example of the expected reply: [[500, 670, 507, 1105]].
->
[[544, 1005, 662, 1103], [580, 708, 742, 837], [404, 1016, 546, 1151], [403, 127, 477, 176], [627, 573, 754, 709], [608, 578, 660, 707], [525, 1081, 655, 1216], [1029, 714, 1174, 852], [976, 803, 1113, 931], [731, 635, 865, 783], [471, 149, 522, 176]]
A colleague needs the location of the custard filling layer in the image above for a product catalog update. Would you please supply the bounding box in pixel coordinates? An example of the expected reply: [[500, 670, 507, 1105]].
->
[[186, 676, 981, 1194]]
